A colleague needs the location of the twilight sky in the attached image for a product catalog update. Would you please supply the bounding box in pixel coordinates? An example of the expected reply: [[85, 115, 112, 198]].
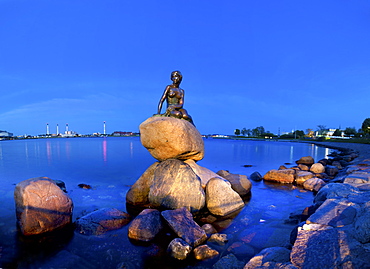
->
[[1, 0, 370, 136]]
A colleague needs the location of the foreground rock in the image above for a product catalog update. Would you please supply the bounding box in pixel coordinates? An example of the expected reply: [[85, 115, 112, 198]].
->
[[161, 207, 207, 247], [167, 238, 192, 260], [14, 177, 73, 235], [128, 209, 162, 241], [148, 159, 205, 213], [75, 208, 130, 236], [139, 116, 204, 161], [244, 247, 292, 269]]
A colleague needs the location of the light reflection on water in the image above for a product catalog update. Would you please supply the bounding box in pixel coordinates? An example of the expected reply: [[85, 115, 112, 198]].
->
[[0, 137, 332, 268]]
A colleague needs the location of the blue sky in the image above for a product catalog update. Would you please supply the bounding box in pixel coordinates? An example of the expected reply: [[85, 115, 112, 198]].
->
[[1, 0, 370, 136]]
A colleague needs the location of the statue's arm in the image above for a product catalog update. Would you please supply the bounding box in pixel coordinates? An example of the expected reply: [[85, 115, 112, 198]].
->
[[157, 86, 169, 114]]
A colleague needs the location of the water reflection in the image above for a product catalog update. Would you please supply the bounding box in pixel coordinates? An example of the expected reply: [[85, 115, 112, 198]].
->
[[46, 139, 52, 164], [102, 138, 107, 163]]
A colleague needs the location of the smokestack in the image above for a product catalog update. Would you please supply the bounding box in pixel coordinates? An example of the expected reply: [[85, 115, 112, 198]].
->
[[66, 123, 69, 133], [56, 124, 59, 135], [103, 121, 106, 135], [46, 123, 49, 135]]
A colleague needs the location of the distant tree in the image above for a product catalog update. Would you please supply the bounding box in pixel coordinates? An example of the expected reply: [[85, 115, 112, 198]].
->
[[252, 126, 265, 137], [294, 130, 305, 138], [234, 129, 241, 136], [241, 128, 247, 136], [344, 127, 357, 136], [305, 129, 314, 138], [362, 118, 370, 136], [317, 125, 327, 136], [245, 129, 252, 137], [333, 129, 342, 136]]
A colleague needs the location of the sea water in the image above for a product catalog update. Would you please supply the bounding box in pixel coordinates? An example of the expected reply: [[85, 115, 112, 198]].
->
[[0, 137, 332, 268]]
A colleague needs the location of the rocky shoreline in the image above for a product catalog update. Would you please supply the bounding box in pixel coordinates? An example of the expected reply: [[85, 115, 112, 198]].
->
[[245, 141, 370, 268]]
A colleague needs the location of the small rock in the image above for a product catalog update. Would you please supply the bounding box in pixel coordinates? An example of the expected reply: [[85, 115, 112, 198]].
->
[[78, 183, 92, 189], [208, 233, 229, 245], [167, 238, 192, 260], [298, 164, 309, 171], [325, 165, 339, 177], [212, 253, 244, 269], [193, 245, 219, 260], [303, 177, 326, 192], [310, 163, 325, 174], [250, 171, 263, 182], [216, 170, 252, 197], [201, 224, 217, 235], [295, 171, 314, 185]]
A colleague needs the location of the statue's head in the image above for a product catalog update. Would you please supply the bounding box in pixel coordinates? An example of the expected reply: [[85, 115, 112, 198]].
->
[[171, 70, 182, 84]]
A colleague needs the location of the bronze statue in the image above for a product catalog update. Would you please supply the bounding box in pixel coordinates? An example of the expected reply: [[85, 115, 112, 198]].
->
[[157, 71, 193, 124]]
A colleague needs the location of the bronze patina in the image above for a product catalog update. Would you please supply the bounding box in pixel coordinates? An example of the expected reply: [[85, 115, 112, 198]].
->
[[157, 71, 193, 124]]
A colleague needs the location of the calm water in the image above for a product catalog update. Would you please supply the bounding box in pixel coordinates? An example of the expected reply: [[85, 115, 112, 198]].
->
[[0, 137, 332, 268]]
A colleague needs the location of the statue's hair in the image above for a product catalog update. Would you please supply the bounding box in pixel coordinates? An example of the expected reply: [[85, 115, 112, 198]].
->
[[171, 70, 182, 82]]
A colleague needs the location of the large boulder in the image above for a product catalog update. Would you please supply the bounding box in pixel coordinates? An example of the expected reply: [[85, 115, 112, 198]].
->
[[303, 177, 326, 192], [206, 177, 244, 216], [161, 207, 207, 247], [263, 169, 295, 184], [75, 208, 130, 236], [217, 170, 252, 197], [148, 159, 205, 213], [310, 163, 326, 174], [128, 209, 163, 242], [126, 162, 159, 206], [139, 116, 204, 161], [14, 177, 73, 235], [184, 159, 225, 188]]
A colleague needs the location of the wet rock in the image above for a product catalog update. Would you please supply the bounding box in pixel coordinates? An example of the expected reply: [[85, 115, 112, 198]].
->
[[353, 205, 370, 243], [208, 233, 229, 246], [75, 208, 130, 236], [148, 159, 205, 213], [126, 162, 159, 206], [344, 171, 370, 184], [201, 223, 217, 235], [216, 170, 252, 197], [250, 171, 263, 182], [212, 253, 244, 269], [325, 165, 339, 177], [297, 164, 309, 171], [161, 207, 207, 247], [279, 165, 288, 170], [167, 238, 192, 260], [205, 177, 244, 216], [14, 177, 73, 236], [244, 247, 292, 269], [313, 183, 359, 205], [139, 116, 204, 161], [184, 159, 225, 188], [78, 183, 92, 189], [332, 160, 343, 170], [295, 156, 314, 166], [128, 209, 162, 242], [193, 245, 219, 260], [310, 163, 325, 174], [295, 171, 314, 185], [303, 177, 326, 192], [307, 198, 359, 227], [263, 169, 295, 184]]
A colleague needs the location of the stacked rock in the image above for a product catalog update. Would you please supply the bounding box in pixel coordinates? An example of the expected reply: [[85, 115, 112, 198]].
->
[[126, 115, 251, 260], [126, 116, 251, 216]]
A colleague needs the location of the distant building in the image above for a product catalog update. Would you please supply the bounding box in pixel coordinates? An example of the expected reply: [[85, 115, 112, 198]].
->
[[0, 130, 13, 138], [112, 131, 134, 136]]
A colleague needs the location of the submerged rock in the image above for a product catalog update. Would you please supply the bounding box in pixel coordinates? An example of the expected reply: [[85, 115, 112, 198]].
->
[[75, 208, 130, 236], [193, 245, 219, 260], [139, 116, 204, 161], [14, 177, 73, 236]]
